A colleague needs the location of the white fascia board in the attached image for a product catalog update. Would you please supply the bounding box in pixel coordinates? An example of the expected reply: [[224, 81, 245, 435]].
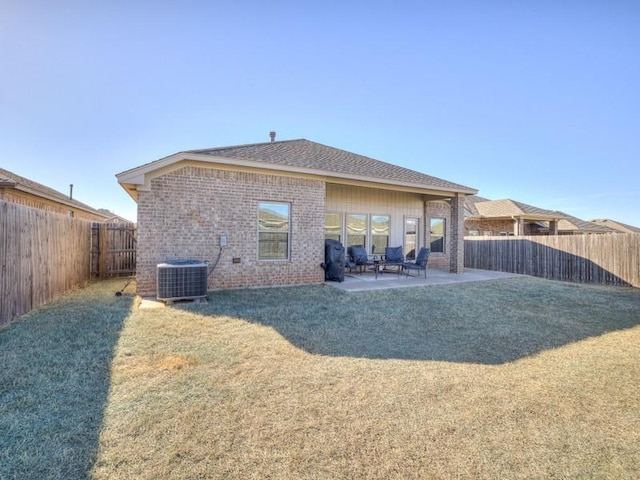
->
[[116, 152, 186, 185]]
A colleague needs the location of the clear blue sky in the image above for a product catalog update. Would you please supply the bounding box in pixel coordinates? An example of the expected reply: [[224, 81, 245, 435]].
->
[[2, 1, 639, 225]]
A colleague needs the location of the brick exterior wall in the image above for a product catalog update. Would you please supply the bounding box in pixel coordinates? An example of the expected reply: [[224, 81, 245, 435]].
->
[[449, 194, 465, 273], [136, 166, 326, 296], [0, 189, 106, 221], [465, 219, 547, 236], [424, 200, 451, 269], [465, 219, 515, 236]]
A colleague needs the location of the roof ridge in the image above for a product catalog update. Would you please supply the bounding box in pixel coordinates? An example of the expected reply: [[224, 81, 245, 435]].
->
[[188, 138, 307, 154]]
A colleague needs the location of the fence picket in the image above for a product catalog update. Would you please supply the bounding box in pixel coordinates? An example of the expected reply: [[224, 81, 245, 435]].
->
[[465, 234, 640, 288], [91, 223, 136, 278], [0, 201, 93, 326]]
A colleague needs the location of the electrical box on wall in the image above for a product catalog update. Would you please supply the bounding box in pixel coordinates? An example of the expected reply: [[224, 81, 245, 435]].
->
[[219, 235, 227, 247]]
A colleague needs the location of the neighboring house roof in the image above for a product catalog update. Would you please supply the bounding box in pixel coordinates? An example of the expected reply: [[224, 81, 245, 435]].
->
[[466, 198, 563, 221], [105, 214, 134, 223], [117, 138, 477, 201], [464, 195, 494, 217], [556, 213, 614, 234], [464, 196, 615, 234], [0, 167, 110, 220], [590, 218, 640, 234]]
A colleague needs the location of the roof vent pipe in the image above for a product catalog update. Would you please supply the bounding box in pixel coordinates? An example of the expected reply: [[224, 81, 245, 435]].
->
[[269, 131, 276, 142], [69, 184, 73, 200]]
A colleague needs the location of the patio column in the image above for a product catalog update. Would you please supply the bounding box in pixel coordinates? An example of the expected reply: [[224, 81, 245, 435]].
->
[[449, 193, 465, 274], [549, 220, 559, 235]]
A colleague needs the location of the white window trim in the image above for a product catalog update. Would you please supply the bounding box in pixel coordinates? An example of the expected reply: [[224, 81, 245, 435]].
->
[[257, 201, 291, 261], [429, 217, 446, 254]]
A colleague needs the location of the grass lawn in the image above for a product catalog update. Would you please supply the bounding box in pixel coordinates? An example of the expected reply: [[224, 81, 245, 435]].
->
[[1, 277, 639, 479]]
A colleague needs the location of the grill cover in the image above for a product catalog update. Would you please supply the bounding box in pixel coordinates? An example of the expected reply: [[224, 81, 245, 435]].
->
[[323, 239, 345, 282]]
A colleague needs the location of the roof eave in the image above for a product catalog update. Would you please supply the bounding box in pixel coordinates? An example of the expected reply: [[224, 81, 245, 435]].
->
[[116, 152, 478, 201], [5, 184, 110, 218]]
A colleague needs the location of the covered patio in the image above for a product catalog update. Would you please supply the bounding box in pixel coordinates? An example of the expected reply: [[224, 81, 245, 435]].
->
[[327, 267, 521, 292]]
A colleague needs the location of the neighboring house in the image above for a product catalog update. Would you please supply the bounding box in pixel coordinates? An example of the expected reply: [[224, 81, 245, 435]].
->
[[0, 167, 111, 222], [556, 213, 615, 235], [464, 196, 613, 236], [117, 138, 477, 295], [590, 218, 640, 234], [97, 208, 134, 224], [465, 196, 562, 236]]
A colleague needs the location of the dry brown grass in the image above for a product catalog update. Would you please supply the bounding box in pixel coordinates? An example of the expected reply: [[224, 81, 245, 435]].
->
[[89, 277, 640, 479]]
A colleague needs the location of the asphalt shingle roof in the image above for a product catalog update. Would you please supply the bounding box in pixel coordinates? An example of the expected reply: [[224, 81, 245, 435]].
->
[[0, 167, 107, 216], [464, 195, 492, 216], [468, 198, 560, 219], [556, 213, 614, 233], [464, 195, 615, 233], [187, 139, 476, 193], [590, 218, 640, 233]]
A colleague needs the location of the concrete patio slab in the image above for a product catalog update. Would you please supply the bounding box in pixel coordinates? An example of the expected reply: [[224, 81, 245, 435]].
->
[[138, 297, 166, 309], [326, 268, 522, 292]]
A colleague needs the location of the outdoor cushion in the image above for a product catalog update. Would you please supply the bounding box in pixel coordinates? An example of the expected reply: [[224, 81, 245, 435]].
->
[[384, 246, 403, 264], [402, 247, 430, 278], [348, 245, 369, 265]]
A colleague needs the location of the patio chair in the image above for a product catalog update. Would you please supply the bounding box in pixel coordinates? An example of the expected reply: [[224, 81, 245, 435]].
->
[[401, 247, 430, 278], [381, 246, 404, 275], [347, 245, 375, 274]]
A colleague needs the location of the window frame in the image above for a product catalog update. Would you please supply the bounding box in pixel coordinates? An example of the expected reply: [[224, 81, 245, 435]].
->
[[370, 214, 390, 255], [257, 201, 291, 261], [346, 213, 368, 250], [430, 217, 446, 254]]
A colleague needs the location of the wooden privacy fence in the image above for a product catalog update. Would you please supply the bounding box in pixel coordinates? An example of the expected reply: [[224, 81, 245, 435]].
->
[[465, 233, 640, 287], [0, 201, 93, 326], [91, 222, 136, 278]]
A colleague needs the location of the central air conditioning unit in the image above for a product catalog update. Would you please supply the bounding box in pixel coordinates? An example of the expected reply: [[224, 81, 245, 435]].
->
[[157, 260, 208, 303]]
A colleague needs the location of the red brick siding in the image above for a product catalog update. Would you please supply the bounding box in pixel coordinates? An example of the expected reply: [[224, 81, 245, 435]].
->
[[0, 189, 105, 221], [136, 166, 325, 295], [465, 219, 515, 236], [424, 200, 451, 269]]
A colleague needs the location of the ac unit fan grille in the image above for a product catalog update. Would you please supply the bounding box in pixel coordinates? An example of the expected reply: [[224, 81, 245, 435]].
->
[[157, 261, 208, 301]]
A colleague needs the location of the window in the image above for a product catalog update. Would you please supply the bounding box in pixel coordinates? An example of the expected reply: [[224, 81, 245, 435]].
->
[[324, 212, 342, 242], [404, 217, 419, 259], [346, 213, 367, 249], [430, 218, 445, 253], [258, 202, 290, 260], [371, 215, 389, 254]]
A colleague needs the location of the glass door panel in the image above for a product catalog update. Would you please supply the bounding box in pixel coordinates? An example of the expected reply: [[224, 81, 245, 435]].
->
[[404, 217, 418, 260]]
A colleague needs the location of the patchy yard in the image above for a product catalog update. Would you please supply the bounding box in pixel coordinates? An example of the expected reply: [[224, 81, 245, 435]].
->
[[1, 277, 639, 479]]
